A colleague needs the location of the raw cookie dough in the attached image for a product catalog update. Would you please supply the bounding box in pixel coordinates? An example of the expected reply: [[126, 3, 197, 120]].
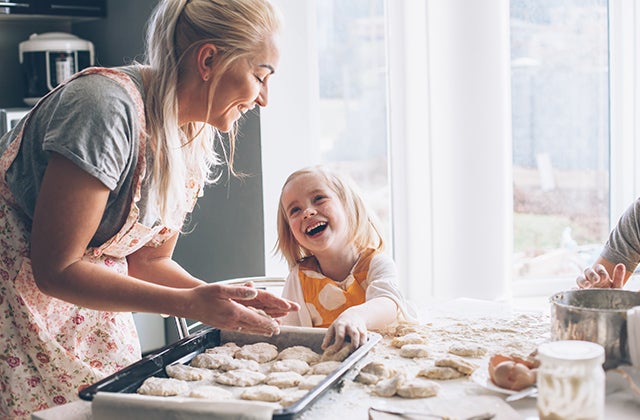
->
[[391, 332, 426, 348], [417, 366, 464, 380], [166, 363, 214, 381], [215, 369, 266, 387], [372, 373, 405, 397], [137, 377, 189, 397], [399, 344, 430, 358], [205, 342, 241, 357], [309, 361, 341, 375], [280, 389, 309, 407], [190, 353, 232, 370], [270, 359, 310, 375], [435, 356, 477, 375], [236, 342, 279, 363], [265, 371, 303, 388], [396, 378, 440, 398], [278, 346, 321, 365], [219, 357, 261, 372], [241, 385, 283, 402], [320, 343, 352, 362], [298, 374, 326, 390], [355, 361, 395, 385], [189, 385, 234, 400], [448, 344, 487, 358]]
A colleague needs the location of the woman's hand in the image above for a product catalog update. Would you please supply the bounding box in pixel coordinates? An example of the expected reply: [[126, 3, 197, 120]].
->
[[188, 283, 299, 336], [576, 263, 626, 289], [322, 308, 368, 351]]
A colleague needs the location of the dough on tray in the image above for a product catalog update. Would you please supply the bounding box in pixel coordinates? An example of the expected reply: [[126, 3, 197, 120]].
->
[[215, 369, 266, 387], [434, 356, 477, 375], [205, 342, 241, 357], [190, 353, 232, 370], [280, 389, 308, 407], [165, 363, 214, 381], [219, 357, 261, 372], [241, 385, 284, 402], [236, 342, 279, 363], [265, 371, 303, 388], [277, 345, 321, 365], [308, 360, 341, 375], [188, 385, 234, 400], [298, 374, 326, 390], [270, 359, 310, 375], [137, 377, 189, 397]]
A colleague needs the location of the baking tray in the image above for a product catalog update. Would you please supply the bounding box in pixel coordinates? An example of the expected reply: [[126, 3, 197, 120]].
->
[[79, 325, 381, 419]]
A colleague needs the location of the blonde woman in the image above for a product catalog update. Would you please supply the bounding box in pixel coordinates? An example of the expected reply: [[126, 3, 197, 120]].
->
[[0, 0, 298, 416], [276, 166, 416, 351]]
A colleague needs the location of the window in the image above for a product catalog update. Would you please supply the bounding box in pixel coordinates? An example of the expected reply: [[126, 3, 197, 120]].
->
[[510, 1, 611, 288]]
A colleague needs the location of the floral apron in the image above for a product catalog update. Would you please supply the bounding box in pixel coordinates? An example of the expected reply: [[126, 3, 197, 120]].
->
[[0, 67, 193, 419], [298, 248, 377, 328]]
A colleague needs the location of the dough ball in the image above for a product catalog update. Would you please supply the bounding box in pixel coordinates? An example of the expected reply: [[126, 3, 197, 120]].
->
[[270, 359, 310, 375], [166, 363, 214, 381], [137, 377, 189, 397], [215, 369, 266, 387], [391, 333, 426, 348], [265, 371, 303, 388], [241, 385, 284, 402], [236, 342, 279, 363], [396, 378, 440, 398], [399, 344, 430, 358], [277, 346, 321, 365]]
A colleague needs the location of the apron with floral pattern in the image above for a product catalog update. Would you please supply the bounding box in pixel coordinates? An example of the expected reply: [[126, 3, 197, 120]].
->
[[0, 67, 199, 419], [298, 248, 377, 328]]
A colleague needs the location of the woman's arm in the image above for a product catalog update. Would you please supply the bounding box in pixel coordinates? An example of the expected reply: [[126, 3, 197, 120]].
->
[[30, 154, 297, 335]]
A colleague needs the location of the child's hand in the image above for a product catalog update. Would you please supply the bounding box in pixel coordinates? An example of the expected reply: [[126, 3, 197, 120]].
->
[[322, 309, 367, 350], [576, 263, 626, 289]]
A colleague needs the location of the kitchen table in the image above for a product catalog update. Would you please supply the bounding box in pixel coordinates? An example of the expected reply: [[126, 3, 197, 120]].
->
[[31, 298, 640, 420]]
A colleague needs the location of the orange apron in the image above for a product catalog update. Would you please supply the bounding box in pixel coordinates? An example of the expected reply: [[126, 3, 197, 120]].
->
[[298, 248, 377, 328], [0, 67, 196, 418]]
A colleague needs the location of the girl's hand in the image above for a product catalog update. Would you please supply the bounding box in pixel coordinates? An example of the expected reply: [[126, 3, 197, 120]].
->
[[322, 309, 367, 350], [576, 263, 626, 289]]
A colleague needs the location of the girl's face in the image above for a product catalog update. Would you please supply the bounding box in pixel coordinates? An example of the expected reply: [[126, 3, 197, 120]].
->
[[208, 37, 279, 132], [281, 172, 351, 257]]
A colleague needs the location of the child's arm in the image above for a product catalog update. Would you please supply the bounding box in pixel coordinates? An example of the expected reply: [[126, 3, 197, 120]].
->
[[322, 296, 397, 350]]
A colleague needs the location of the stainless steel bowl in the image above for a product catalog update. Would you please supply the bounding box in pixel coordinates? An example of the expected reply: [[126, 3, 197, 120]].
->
[[550, 289, 640, 370]]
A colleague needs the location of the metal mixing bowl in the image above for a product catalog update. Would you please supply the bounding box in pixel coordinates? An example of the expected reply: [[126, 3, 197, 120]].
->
[[550, 289, 640, 370]]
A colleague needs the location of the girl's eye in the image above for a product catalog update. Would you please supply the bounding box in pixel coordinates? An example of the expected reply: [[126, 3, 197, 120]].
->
[[289, 207, 300, 216], [313, 195, 326, 202]]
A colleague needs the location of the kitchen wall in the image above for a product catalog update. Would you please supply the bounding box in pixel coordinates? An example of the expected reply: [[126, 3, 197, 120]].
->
[[1, 0, 267, 350]]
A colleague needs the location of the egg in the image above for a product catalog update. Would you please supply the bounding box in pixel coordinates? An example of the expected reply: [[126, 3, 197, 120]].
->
[[491, 360, 537, 391]]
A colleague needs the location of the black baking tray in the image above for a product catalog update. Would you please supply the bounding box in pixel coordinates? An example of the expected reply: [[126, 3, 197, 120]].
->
[[79, 326, 381, 419]]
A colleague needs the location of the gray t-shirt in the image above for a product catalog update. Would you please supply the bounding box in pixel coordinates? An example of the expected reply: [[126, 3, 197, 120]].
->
[[602, 198, 640, 273], [0, 66, 159, 247]]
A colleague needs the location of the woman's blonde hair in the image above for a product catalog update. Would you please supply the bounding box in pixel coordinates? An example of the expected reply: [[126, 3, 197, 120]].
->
[[275, 166, 384, 268], [141, 0, 281, 229]]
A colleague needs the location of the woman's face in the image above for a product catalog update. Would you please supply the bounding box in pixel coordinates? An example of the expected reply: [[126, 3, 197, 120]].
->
[[208, 36, 280, 132]]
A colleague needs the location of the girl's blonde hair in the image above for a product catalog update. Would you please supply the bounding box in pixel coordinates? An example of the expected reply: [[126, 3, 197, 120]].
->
[[141, 0, 281, 229], [275, 166, 384, 268]]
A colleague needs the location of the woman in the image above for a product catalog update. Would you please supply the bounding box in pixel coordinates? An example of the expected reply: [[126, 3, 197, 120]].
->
[[0, 0, 297, 417]]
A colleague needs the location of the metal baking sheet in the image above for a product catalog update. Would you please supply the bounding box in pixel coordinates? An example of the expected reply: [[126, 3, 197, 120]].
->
[[79, 325, 381, 419]]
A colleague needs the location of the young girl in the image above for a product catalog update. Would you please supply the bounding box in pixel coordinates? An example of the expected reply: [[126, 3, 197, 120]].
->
[[276, 166, 416, 350]]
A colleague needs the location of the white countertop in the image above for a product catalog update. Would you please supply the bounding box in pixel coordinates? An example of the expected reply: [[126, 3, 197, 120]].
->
[[32, 299, 640, 420]]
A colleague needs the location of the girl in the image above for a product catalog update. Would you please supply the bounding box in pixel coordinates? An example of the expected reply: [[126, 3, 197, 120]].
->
[[276, 166, 416, 350]]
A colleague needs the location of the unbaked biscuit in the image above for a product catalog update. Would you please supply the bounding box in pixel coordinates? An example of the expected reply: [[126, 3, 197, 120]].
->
[[265, 371, 303, 388], [166, 363, 214, 381], [236, 342, 279, 363], [190, 353, 232, 370], [396, 378, 440, 398], [308, 360, 341, 375], [448, 344, 487, 358], [298, 374, 326, 390], [417, 366, 464, 380], [277, 346, 321, 365], [372, 373, 405, 397], [219, 357, 261, 372], [280, 389, 309, 407], [434, 356, 477, 375], [270, 359, 310, 375], [240, 384, 283, 402], [205, 342, 241, 357], [215, 369, 266, 387], [399, 344, 430, 358], [391, 332, 426, 348], [137, 377, 189, 397]]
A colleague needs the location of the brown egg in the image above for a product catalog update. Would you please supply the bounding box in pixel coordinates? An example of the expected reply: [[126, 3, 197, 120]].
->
[[491, 360, 536, 391]]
